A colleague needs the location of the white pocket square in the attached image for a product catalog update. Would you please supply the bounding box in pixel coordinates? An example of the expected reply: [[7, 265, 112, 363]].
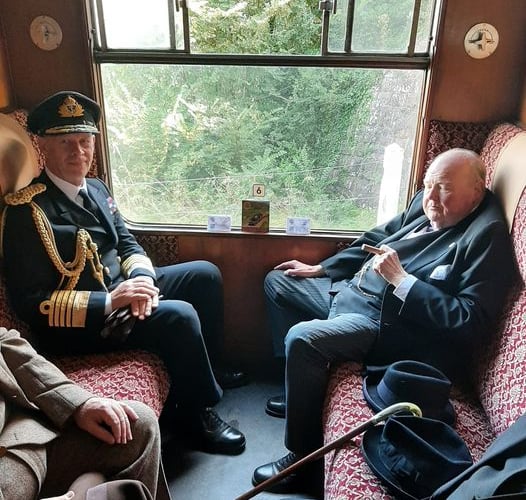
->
[[430, 264, 451, 280]]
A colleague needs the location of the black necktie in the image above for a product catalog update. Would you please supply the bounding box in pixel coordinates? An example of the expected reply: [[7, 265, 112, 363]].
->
[[78, 189, 98, 215]]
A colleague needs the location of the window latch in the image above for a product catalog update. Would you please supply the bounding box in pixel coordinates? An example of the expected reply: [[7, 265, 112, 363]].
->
[[319, 0, 337, 14]]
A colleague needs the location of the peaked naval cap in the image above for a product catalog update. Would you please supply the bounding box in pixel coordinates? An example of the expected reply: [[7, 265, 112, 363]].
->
[[27, 91, 100, 136]]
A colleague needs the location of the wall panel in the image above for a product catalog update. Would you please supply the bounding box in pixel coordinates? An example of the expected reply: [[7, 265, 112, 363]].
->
[[430, 0, 526, 122], [175, 232, 347, 367], [0, 0, 93, 110]]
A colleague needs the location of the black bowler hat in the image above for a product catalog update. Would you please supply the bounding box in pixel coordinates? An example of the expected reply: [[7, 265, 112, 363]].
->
[[27, 91, 100, 136], [361, 415, 473, 500], [363, 361, 455, 425]]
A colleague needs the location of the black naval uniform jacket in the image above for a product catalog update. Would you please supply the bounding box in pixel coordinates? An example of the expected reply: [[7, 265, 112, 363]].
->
[[1, 171, 156, 352], [320, 189, 517, 380]]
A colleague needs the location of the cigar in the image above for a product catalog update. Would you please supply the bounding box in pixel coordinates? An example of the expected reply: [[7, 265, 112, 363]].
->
[[361, 244, 384, 255]]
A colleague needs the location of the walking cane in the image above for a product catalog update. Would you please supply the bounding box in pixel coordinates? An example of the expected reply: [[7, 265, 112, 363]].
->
[[235, 402, 422, 500]]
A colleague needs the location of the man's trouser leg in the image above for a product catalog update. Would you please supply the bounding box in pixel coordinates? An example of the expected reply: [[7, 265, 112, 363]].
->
[[41, 401, 168, 500], [284, 313, 379, 454], [264, 270, 332, 357], [0, 451, 40, 500], [156, 260, 224, 366], [127, 300, 222, 412]]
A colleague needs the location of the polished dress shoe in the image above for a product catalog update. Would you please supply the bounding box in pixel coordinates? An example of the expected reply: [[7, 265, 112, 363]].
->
[[266, 394, 286, 418], [252, 452, 301, 492], [214, 368, 249, 389], [252, 452, 323, 495], [195, 408, 246, 455]]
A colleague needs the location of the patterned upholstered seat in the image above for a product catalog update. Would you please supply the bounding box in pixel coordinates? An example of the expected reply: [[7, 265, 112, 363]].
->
[[323, 120, 526, 499]]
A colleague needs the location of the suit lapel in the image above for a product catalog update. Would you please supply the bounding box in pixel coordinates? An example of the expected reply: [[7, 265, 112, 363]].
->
[[380, 214, 461, 275], [382, 214, 429, 244], [39, 174, 117, 242], [404, 235, 458, 275], [86, 182, 117, 237]]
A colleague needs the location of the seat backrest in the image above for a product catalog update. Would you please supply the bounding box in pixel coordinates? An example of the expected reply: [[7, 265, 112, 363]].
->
[[476, 123, 526, 436], [423, 120, 496, 168]]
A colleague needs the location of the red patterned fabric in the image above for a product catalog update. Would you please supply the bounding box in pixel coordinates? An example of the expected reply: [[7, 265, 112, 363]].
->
[[423, 120, 495, 169], [476, 122, 526, 435], [480, 123, 524, 187], [134, 232, 179, 267], [324, 120, 526, 499], [478, 199, 526, 435], [52, 351, 170, 417]]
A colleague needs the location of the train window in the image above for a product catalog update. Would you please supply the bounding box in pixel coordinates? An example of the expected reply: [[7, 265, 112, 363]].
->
[[89, 0, 439, 232]]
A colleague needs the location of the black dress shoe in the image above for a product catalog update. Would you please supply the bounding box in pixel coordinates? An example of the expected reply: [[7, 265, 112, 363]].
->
[[195, 408, 246, 455], [252, 452, 301, 492], [253, 452, 323, 495], [214, 368, 249, 389], [266, 394, 286, 418]]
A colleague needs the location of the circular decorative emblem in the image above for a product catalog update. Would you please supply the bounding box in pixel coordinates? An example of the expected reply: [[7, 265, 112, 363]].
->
[[30, 16, 63, 51], [464, 23, 499, 59]]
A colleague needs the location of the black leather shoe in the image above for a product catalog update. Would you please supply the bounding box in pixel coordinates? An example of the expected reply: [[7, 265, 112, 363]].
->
[[252, 452, 303, 493], [253, 452, 323, 495], [214, 368, 249, 389], [195, 408, 246, 455], [266, 394, 286, 418]]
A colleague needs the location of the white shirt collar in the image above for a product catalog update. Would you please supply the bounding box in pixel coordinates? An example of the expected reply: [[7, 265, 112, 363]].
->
[[45, 167, 87, 202]]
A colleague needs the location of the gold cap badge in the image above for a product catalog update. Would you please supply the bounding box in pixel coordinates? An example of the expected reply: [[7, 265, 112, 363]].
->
[[58, 96, 85, 118]]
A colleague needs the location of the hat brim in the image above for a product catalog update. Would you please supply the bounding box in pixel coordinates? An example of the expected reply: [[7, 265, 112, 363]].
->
[[363, 372, 456, 426], [0, 114, 40, 195], [43, 124, 99, 135], [361, 425, 418, 500]]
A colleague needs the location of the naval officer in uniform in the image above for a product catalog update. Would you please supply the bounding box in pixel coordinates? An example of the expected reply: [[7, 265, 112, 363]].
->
[[1, 91, 245, 455]]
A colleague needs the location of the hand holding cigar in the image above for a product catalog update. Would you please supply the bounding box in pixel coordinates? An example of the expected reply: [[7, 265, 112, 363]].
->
[[361, 244, 385, 255]]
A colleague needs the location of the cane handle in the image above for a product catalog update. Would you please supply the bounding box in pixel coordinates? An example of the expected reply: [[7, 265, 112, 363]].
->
[[372, 402, 422, 424]]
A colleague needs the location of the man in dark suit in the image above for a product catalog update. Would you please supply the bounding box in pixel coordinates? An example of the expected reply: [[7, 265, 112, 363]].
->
[[1, 91, 245, 455], [0, 327, 169, 500], [432, 412, 526, 499], [253, 148, 517, 493]]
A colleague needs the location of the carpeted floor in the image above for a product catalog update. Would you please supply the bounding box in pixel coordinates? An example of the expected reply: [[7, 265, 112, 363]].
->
[[162, 371, 322, 500]]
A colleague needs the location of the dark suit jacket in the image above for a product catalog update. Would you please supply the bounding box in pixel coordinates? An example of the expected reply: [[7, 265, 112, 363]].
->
[[1, 172, 156, 351], [431, 414, 526, 499], [320, 189, 517, 380]]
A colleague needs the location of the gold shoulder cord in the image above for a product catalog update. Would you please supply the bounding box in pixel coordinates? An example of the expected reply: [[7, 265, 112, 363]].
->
[[4, 184, 107, 291]]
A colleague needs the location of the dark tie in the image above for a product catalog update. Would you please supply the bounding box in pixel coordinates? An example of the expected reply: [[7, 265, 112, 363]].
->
[[78, 189, 98, 215], [405, 221, 435, 239]]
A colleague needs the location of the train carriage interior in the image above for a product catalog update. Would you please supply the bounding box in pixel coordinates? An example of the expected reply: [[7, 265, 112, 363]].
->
[[0, 0, 526, 499]]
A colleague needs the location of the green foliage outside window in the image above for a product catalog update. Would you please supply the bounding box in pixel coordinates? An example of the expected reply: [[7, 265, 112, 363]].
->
[[103, 64, 380, 229], [96, 0, 431, 230]]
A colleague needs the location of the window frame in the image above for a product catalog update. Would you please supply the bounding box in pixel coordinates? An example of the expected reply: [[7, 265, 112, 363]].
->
[[86, 0, 441, 235]]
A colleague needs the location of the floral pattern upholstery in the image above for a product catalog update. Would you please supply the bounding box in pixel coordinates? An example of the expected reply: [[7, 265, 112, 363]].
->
[[324, 120, 526, 499], [423, 120, 496, 168], [52, 350, 170, 417]]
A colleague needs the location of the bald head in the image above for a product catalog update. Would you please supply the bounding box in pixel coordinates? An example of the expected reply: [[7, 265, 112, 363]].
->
[[423, 148, 486, 229]]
